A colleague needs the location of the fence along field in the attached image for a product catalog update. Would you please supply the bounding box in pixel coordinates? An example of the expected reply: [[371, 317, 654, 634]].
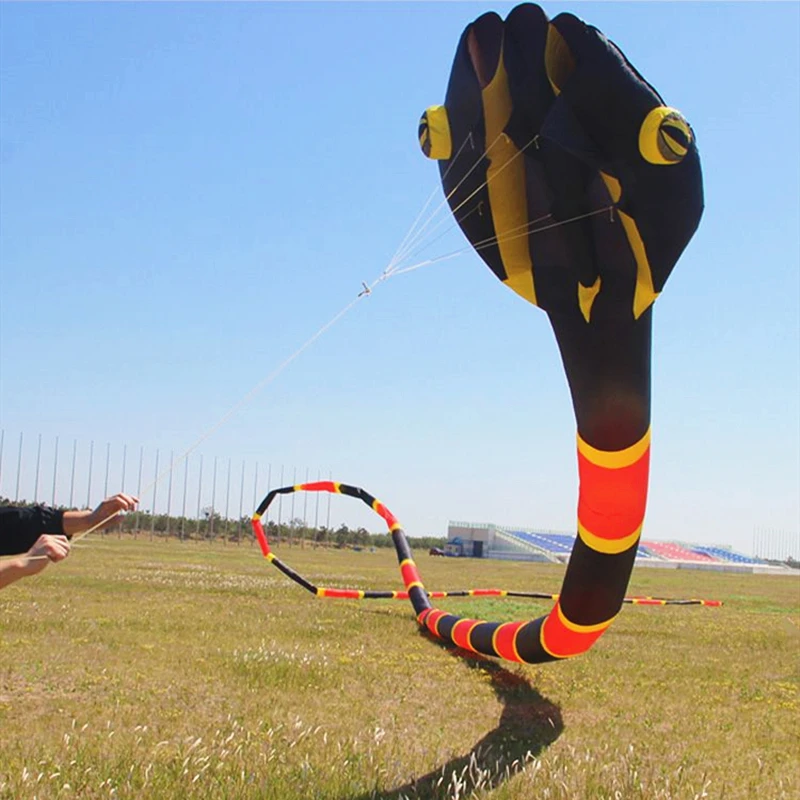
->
[[3, 430, 798, 563], [0, 537, 797, 800]]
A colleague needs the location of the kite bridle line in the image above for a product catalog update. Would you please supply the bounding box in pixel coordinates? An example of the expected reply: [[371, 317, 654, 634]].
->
[[386, 131, 544, 273], [252, 482, 722, 667]]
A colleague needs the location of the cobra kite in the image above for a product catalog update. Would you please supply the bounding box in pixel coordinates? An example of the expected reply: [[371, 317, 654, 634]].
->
[[255, 5, 704, 666], [415, 4, 704, 662]]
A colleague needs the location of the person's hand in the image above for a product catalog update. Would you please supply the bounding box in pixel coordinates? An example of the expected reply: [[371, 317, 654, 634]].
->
[[88, 493, 139, 530], [23, 534, 71, 577]]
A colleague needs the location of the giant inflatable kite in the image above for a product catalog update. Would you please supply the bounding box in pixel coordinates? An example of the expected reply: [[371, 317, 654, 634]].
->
[[255, 5, 704, 665], [416, 4, 703, 662]]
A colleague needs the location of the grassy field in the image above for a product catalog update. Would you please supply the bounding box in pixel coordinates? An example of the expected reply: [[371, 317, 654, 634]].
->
[[0, 536, 797, 799]]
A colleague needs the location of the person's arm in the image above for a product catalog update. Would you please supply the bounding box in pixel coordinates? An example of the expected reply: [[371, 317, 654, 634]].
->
[[0, 534, 71, 590], [61, 493, 139, 537], [1, 493, 139, 556]]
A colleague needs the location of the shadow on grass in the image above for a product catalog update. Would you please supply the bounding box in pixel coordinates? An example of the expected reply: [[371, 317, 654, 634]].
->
[[345, 637, 563, 800]]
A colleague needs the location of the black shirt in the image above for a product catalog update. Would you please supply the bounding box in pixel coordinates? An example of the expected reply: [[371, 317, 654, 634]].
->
[[0, 505, 66, 556]]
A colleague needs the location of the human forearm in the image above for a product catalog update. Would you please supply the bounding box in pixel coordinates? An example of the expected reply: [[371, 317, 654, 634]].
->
[[0, 534, 71, 590], [0, 556, 35, 589], [61, 493, 139, 536]]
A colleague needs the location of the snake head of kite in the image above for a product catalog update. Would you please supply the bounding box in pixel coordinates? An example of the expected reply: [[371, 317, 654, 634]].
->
[[418, 4, 704, 317], [358, 282, 372, 297]]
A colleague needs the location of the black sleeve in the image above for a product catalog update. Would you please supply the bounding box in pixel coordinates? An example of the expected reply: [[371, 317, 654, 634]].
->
[[0, 505, 66, 556]]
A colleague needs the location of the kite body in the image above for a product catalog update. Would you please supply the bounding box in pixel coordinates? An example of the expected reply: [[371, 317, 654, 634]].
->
[[415, 4, 704, 662]]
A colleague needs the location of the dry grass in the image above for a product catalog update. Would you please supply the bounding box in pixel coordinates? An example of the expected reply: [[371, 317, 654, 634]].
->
[[0, 537, 797, 799]]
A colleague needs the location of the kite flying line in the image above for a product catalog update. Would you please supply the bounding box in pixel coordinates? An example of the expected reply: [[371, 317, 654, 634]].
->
[[50, 112, 606, 555], [252, 482, 721, 667]]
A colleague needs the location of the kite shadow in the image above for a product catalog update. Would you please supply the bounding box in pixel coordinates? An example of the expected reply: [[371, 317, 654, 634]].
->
[[344, 638, 563, 800]]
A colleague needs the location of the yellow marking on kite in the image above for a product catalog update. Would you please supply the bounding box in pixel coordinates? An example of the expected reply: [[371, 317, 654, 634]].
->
[[334, 482, 342, 493], [577, 427, 651, 468], [419, 105, 452, 160], [266, 553, 276, 562], [293, 484, 302, 491], [252, 513, 261, 522], [556, 603, 617, 634], [544, 24, 575, 96], [481, 43, 537, 306], [618, 210, 660, 318], [400, 558, 415, 568], [599, 171, 622, 203], [578, 522, 642, 555], [389, 523, 402, 532], [599, 170, 661, 319], [406, 581, 424, 591], [578, 276, 602, 322]]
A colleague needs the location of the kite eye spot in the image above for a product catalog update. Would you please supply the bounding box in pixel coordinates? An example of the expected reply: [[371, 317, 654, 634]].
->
[[639, 106, 693, 165], [419, 105, 452, 160]]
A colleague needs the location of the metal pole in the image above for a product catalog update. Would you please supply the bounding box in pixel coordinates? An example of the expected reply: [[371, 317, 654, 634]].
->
[[15, 432, 23, 501], [119, 444, 127, 537], [33, 433, 42, 502], [290, 467, 297, 546], [135, 445, 144, 536], [210, 456, 217, 540], [104, 442, 111, 498], [166, 450, 174, 537], [302, 467, 309, 543], [326, 469, 332, 530], [69, 439, 77, 507], [265, 464, 271, 525], [278, 464, 284, 534], [86, 440, 94, 509], [150, 449, 159, 539], [196, 454, 204, 539], [224, 457, 231, 543], [238, 459, 245, 543], [51, 435, 59, 506], [181, 454, 189, 541], [314, 468, 321, 531], [252, 461, 260, 547], [102, 442, 110, 535]]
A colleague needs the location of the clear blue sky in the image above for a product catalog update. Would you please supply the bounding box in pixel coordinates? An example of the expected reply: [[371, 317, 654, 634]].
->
[[1, 2, 798, 557]]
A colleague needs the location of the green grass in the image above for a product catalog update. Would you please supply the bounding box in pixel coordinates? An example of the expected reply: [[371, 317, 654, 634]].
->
[[1, 537, 798, 799]]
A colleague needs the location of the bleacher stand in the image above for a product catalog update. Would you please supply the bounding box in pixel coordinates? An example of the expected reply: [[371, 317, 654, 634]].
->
[[690, 546, 764, 565], [640, 541, 717, 562], [508, 530, 573, 555]]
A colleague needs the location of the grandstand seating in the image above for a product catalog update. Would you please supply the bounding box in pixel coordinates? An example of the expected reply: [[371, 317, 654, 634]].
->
[[634, 543, 661, 559], [493, 528, 759, 566], [690, 546, 764, 565], [640, 541, 716, 562], [507, 530, 572, 554]]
